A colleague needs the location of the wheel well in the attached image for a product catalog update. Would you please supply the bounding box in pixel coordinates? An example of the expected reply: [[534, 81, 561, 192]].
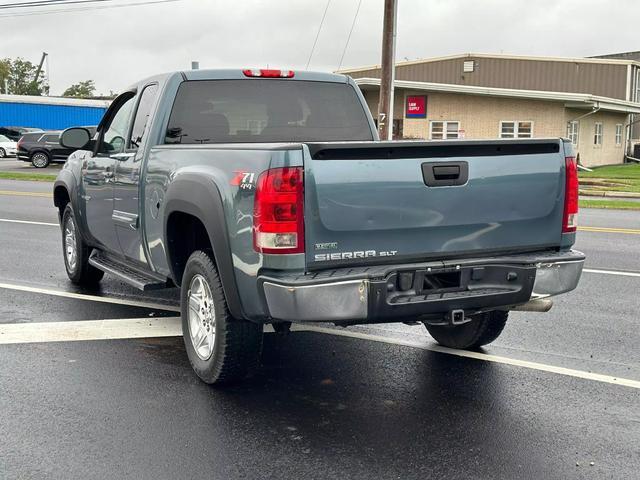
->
[[166, 211, 213, 286], [53, 186, 70, 218]]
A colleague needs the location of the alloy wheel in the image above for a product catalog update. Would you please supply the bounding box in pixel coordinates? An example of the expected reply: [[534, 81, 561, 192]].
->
[[187, 274, 217, 361]]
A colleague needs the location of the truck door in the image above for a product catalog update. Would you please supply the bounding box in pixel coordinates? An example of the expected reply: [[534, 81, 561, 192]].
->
[[113, 83, 159, 264], [82, 92, 135, 252]]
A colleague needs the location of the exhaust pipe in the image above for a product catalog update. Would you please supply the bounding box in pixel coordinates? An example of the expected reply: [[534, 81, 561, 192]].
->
[[511, 298, 553, 312]]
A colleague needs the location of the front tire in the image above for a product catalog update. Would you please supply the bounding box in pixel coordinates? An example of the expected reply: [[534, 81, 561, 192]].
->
[[181, 250, 263, 384], [31, 152, 50, 168], [61, 204, 104, 286], [424, 311, 508, 349], [0, 148, 6, 158]]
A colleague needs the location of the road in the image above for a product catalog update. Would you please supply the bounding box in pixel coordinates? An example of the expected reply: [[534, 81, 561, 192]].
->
[[0, 179, 639, 479]]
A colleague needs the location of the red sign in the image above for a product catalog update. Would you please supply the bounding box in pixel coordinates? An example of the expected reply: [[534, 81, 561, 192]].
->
[[406, 96, 426, 118]]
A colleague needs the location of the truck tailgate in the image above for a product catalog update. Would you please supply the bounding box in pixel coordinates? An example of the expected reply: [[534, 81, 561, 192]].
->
[[304, 139, 567, 268]]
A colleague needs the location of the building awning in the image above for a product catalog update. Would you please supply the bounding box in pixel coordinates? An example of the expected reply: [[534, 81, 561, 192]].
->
[[354, 78, 640, 114]]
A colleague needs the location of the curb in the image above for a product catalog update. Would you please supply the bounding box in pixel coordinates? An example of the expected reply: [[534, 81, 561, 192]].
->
[[579, 190, 640, 199]]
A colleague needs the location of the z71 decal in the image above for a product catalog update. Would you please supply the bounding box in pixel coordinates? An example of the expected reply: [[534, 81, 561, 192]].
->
[[231, 171, 256, 190]]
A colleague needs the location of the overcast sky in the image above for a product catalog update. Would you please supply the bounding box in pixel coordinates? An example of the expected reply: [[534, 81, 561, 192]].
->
[[2, 0, 639, 96]]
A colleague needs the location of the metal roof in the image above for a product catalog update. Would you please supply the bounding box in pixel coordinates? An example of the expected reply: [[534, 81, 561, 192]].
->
[[338, 52, 640, 74], [355, 77, 640, 114], [0, 94, 111, 108]]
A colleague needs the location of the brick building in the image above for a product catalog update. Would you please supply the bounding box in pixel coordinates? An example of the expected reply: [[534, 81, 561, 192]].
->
[[340, 53, 640, 167]]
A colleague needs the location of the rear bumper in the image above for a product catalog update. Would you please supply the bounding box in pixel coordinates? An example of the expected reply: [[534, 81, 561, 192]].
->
[[260, 250, 584, 323]]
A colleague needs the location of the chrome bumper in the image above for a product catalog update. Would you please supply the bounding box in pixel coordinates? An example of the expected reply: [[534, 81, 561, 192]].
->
[[261, 250, 585, 322]]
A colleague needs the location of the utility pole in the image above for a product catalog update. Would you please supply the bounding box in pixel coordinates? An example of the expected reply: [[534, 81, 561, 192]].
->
[[377, 0, 397, 141]]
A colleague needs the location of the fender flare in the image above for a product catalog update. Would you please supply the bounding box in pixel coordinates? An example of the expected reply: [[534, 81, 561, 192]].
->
[[163, 174, 244, 319], [53, 170, 77, 221]]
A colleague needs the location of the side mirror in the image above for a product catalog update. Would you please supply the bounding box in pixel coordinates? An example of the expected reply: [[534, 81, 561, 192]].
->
[[60, 127, 92, 150]]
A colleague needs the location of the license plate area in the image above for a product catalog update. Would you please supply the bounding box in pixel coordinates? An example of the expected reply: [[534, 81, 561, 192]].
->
[[384, 265, 532, 305]]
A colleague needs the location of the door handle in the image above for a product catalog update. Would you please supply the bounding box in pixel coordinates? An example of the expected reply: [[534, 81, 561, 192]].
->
[[112, 152, 135, 161]]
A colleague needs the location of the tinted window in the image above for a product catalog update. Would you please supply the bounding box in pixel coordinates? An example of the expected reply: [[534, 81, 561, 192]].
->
[[165, 80, 373, 144], [130, 84, 158, 150], [99, 95, 135, 155], [42, 134, 59, 143]]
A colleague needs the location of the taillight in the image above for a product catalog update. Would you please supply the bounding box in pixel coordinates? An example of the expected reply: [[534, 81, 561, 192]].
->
[[17, 138, 23, 148], [562, 156, 578, 233], [242, 69, 295, 78], [253, 167, 304, 254]]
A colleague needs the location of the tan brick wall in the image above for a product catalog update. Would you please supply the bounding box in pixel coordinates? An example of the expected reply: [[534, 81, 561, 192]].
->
[[398, 91, 567, 140], [564, 109, 628, 167], [361, 88, 629, 166]]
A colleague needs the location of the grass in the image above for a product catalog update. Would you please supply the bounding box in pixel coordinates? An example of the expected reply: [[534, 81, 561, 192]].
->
[[579, 163, 640, 194], [0, 171, 57, 182], [579, 199, 640, 210], [579, 163, 640, 179]]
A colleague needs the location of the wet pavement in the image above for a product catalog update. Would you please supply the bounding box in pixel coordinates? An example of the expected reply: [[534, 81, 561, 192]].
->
[[0, 180, 639, 479]]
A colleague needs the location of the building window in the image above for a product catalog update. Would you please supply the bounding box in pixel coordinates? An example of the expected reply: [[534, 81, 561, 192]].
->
[[430, 121, 459, 140], [615, 124, 623, 146], [500, 121, 533, 138], [566, 121, 579, 146], [636, 69, 640, 102], [594, 123, 603, 146]]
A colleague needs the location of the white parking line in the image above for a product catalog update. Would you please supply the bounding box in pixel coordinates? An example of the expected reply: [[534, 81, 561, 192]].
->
[[293, 325, 640, 390], [0, 317, 181, 344], [0, 282, 181, 312], [1, 317, 638, 390], [583, 268, 640, 278], [0, 218, 58, 227]]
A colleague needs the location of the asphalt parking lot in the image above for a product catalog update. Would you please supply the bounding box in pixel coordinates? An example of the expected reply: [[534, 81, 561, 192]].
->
[[1, 178, 639, 479]]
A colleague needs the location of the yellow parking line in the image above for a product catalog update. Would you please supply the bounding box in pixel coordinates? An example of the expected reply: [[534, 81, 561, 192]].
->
[[0, 190, 50, 198], [579, 226, 640, 235]]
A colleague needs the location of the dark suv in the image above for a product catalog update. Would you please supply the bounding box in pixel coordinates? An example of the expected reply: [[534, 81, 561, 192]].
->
[[17, 131, 74, 168], [0, 126, 42, 142]]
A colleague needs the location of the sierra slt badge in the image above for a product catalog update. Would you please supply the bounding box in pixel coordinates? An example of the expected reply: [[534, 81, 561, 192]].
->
[[314, 250, 398, 262]]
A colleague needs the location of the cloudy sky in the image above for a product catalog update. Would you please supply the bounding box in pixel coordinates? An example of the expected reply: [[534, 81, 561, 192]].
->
[[2, 0, 639, 96]]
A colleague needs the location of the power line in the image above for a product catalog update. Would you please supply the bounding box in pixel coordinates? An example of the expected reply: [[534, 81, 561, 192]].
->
[[337, 0, 362, 72], [0, 0, 116, 9], [0, 0, 179, 17], [305, 0, 331, 70]]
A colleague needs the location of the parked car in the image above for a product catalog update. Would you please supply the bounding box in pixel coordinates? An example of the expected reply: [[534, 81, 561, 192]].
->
[[0, 126, 42, 142], [54, 68, 584, 385], [0, 134, 17, 157], [17, 131, 75, 168]]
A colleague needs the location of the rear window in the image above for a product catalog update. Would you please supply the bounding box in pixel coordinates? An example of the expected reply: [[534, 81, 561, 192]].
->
[[165, 79, 373, 144]]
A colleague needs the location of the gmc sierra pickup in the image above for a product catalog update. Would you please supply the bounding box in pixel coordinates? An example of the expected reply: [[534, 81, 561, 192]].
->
[[54, 68, 584, 384]]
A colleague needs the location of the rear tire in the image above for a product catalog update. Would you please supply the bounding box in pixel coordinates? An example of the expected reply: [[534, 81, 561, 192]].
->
[[61, 204, 104, 286], [181, 250, 263, 384], [0, 148, 5, 158], [31, 152, 50, 168], [424, 311, 508, 349]]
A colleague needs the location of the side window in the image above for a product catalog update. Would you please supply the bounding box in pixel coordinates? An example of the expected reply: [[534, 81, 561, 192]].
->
[[43, 134, 59, 143], [98, 94, 135, 155], [130, 84, 158, 150]]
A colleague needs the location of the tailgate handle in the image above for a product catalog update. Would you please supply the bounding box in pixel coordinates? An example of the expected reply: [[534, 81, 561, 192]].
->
[[432, 165, 460, 180], [422, 161, 468, 187]]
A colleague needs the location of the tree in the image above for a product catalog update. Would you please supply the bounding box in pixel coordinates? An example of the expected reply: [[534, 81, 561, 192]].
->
[[0, 59, 10, 94], [63, 80, 96, 98], [1, 57, 47, 95]]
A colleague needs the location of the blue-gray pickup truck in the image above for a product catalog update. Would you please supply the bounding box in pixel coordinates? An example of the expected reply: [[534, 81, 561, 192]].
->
[[54, 68, 584, 384]]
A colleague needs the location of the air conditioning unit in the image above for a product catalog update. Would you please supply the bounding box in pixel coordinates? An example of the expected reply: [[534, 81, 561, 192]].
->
[[463, 60, 475, 73]]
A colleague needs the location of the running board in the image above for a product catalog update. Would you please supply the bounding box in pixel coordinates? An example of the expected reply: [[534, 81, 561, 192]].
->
[[89, 252, 169, 291]]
